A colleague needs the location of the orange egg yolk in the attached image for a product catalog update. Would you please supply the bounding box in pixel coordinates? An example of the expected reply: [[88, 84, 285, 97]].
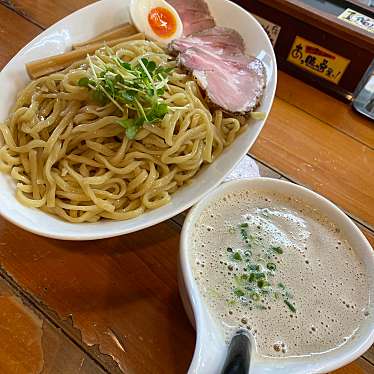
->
[[148, 7, 177, 38]]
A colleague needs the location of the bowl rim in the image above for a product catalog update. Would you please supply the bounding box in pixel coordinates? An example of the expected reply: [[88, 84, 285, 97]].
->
[[180, 177, 374, 373]]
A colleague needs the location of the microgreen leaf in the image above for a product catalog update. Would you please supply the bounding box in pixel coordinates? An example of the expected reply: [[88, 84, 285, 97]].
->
[[90, 90, 107, 105], [117, 117, 144, 139], [157, 88, 165, 96], [154, 102, 168, 117], [141, 58, 149, 66], [120, 61, 132, 70], [120, 90, 136, 103], [85, 54, 172, 137], [147, 61, 156, 72], [78, 77, 90, 87]]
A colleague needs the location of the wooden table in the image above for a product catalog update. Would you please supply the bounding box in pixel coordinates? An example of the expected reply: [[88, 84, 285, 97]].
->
[[0, 1, 373, 373]]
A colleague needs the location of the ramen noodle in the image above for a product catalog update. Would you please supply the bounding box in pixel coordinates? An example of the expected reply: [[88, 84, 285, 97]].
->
[[0, 39, 245, 222]]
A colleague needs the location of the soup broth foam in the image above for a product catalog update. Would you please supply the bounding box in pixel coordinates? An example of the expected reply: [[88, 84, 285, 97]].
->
[[190, 189, 370, 358]]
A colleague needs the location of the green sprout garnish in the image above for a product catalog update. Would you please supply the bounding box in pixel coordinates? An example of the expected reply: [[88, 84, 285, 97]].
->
[[79, 50, 174, 139]]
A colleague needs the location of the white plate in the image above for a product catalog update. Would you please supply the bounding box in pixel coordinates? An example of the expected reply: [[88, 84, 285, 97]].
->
[[0, 0, 277, 240]]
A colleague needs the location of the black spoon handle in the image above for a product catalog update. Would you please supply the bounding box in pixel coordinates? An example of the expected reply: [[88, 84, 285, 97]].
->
[[220, 330, 252, 374]]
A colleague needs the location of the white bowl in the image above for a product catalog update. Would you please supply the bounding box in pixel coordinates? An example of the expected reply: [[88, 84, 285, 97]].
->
[[180, 178, 374, 374], [0, 0, 276, 240]]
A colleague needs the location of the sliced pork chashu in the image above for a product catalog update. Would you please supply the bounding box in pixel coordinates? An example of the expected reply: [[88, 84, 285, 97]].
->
[[169, 27, 266, 114], [166, 0, 215, 36]]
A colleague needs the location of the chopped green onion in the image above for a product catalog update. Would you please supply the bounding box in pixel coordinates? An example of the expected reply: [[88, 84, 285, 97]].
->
[[284, 300, 296, 313], [267, 262, 276, 271], [271, 246, 283, 254], [250, 292, 260, 301], [248, 264, 260, 271], [254, 272, 266, 280], [240, 229, 248, 240], [233, 252, 242, 261], [234, 289, 245, 297], [228, 226, 236, 234], [257, 279, 269, 288]]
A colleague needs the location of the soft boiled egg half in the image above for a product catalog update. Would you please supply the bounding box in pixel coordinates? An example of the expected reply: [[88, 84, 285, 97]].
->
[[130, 0, 183, 44]]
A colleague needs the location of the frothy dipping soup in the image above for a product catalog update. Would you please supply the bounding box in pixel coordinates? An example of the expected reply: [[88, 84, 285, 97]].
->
[[190, 189, 370, 358]]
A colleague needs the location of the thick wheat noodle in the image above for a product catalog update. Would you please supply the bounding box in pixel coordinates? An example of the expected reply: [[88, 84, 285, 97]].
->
[[0, 39, 245, 223]]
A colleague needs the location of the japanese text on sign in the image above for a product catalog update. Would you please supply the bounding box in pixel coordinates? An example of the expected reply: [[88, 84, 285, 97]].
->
[[338, 8, 374, 34], [287, 36, 350, 84], [253, 15, 281, 47]]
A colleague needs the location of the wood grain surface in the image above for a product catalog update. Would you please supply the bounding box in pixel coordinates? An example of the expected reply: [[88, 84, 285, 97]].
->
[[0, 1, 373, 373], [276, 71, 374, 148], [0, 218, 195, 373], [0, 5, 41, 68], [251, 99, 374, 229], [0, 276, 105, 373], [2, 0, 92, 27]]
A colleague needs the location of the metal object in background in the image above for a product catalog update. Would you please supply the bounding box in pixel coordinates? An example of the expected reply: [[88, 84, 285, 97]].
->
[[355, 0, 373, 6], [353, 59, 374, 120]]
